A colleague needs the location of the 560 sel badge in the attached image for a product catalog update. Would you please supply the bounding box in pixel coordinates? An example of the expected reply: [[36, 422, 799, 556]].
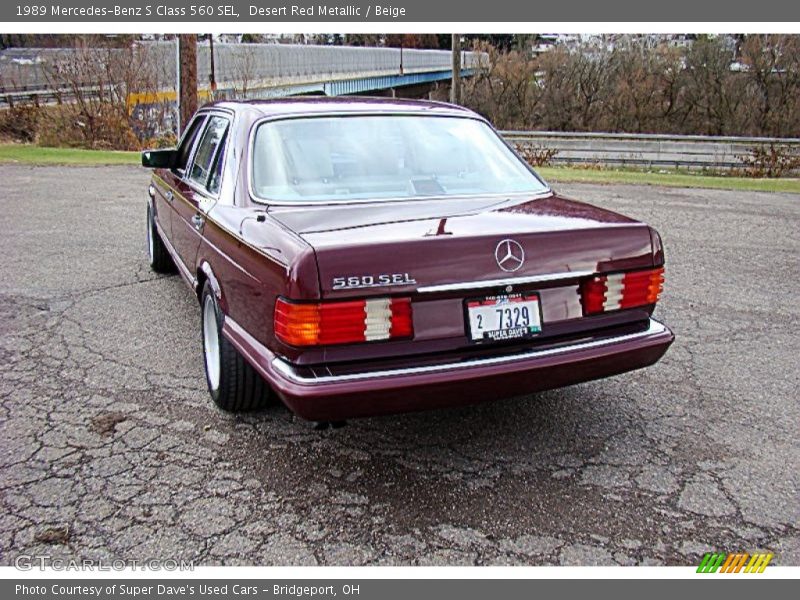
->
[[332, 273, 418, 290]]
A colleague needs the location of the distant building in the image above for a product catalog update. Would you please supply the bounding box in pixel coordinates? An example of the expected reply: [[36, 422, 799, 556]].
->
[[216, 34, 241, 44], [530, 34, 559, 56]]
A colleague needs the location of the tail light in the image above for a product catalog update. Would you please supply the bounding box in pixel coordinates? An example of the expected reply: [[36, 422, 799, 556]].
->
[[580, 267, 664, 315], [274, 297, 413, 346]]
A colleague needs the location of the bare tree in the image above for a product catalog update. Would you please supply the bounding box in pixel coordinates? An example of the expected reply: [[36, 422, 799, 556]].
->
[[41, 39, 162, 148], [228, 43, 261, 99], [461, 42, 541, 128], [460, 35, 800, 138], [178, 35, 197, 132], [739, 35, 800, 136]]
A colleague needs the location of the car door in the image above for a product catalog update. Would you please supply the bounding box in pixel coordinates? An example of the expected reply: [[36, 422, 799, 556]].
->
[[155, 113, 206, 257], [170, 114, 231, 274]]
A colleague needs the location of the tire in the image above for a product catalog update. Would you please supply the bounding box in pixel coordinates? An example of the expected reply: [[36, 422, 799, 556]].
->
[[147, 203, 175, 274], [201, 281, 272, 412]]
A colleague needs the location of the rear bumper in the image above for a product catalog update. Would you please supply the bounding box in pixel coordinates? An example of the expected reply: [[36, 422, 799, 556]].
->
[[223, 318, 674, 421]]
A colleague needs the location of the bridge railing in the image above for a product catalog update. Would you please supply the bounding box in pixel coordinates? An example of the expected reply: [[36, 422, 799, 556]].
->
[[501, 130, 800, 170]]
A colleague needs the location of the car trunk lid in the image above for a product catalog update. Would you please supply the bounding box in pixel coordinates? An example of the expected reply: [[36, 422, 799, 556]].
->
[[271, 193, 656, 298]]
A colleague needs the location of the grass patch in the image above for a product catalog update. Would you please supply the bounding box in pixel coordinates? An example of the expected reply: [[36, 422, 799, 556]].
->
[[1, 143, 798, 193], [538, 166, 800, 193], [0, 143, 139, 166]]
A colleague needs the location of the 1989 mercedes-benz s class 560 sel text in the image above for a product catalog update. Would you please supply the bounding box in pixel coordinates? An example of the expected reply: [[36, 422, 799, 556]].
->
[[141, 98, 674, 421]]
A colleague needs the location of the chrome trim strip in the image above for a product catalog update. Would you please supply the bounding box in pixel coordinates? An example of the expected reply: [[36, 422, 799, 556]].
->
[[416, 270, 595, 293], [272, 319, 669, 385]]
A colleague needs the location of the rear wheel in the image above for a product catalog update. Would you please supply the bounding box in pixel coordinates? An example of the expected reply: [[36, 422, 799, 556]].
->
[[147, 203, 175, 273], [201, 282, 272, 412]]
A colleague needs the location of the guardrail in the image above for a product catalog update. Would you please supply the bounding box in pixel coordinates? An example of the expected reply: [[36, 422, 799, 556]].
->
[[501, 130, 800, 170]]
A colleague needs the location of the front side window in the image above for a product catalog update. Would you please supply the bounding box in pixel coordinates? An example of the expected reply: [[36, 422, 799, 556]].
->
[[189, 116, 229, 192], [251, 115, 548, 203], [174, 115, 206, 174]]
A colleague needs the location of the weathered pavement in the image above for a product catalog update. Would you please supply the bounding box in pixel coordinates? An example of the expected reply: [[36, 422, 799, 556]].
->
[[0, 165, 798, 566]]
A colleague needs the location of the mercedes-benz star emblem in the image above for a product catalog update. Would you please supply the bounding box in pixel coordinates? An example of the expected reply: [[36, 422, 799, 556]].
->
[[495, 239, 525, 272]]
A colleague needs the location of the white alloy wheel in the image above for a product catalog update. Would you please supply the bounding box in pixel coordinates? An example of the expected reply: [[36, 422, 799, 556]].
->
[[203, 295, 221, 392]]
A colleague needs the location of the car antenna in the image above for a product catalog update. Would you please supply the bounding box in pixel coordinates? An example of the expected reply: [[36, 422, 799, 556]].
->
[[424, 218, 453, 236]]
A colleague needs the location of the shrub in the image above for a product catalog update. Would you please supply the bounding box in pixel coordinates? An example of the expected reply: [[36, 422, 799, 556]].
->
[[36, 105, 141, 150], [140, 132, 178, 149], [0, 103, 42, 143], [736, 144, 800, 178], [514, 142, 559, 167]]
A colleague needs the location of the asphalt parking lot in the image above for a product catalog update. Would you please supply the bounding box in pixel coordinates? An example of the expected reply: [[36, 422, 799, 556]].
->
[[0, 164, 797, 566]]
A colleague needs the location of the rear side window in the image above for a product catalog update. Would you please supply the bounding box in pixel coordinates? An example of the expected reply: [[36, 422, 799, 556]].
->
[[189, 116, 229, 192], [206, 137, 227, 195], [174, 115, 206, 173]]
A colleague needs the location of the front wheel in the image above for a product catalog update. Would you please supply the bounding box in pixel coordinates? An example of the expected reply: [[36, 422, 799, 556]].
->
[[201, 282, 272, 412]]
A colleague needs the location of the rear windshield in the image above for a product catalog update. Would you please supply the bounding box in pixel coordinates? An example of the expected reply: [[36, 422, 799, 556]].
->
[[250, 115, 548, 202]]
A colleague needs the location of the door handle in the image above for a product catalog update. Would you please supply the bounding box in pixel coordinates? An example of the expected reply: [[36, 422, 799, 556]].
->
[[165, 190, 174, 203], [191, 214, 205, 230]]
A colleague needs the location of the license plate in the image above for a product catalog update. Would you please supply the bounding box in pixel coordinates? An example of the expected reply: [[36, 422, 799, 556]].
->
[[466, 294, 542, 343]]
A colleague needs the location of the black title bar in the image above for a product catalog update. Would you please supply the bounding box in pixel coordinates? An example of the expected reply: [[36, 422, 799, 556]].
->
[[3, 0, 800, 22]]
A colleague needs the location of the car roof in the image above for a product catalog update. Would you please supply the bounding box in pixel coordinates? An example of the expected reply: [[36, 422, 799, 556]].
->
[[200, 96, 479, 119]]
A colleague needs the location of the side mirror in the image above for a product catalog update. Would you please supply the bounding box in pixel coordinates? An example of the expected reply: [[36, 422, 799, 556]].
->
[[141, 148, 177, 169]]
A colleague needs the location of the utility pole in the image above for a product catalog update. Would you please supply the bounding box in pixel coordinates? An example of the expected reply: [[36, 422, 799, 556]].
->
[[178, 34, 198, 132], [208, 34, 217, 99], [450, 34, 462, 105]]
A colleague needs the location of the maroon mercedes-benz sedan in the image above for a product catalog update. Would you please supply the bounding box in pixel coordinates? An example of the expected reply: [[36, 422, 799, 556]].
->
[[141, 97, 674, 421]]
